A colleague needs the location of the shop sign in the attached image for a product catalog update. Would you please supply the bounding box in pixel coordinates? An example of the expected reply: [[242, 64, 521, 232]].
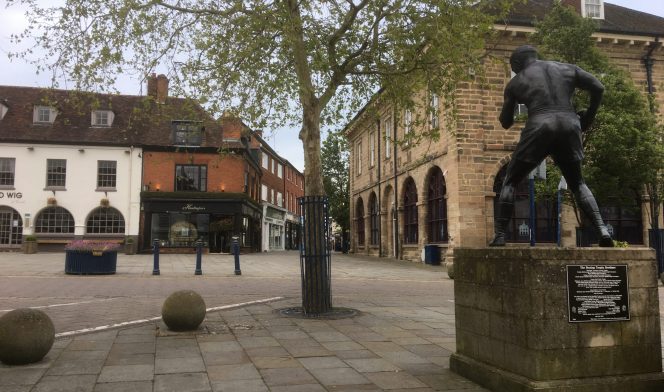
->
[[182, 203, 205, 212], [267, 208, 284, 220], [0, 191, 22, 199]]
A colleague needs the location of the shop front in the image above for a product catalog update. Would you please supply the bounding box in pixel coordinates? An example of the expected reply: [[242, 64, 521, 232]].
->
[[285, 213, 301, 250], [141, 193, 261, 253], [262, 205, 286, 251]]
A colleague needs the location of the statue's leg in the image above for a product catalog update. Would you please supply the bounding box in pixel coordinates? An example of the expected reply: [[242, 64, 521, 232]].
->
[[490, 184, 515, 247], [558, 161, 613, 247], [491, 159, 538, 247]]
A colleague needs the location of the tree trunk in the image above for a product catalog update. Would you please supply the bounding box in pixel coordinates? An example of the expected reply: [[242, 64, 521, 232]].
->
[[299, 107, 331, 314]]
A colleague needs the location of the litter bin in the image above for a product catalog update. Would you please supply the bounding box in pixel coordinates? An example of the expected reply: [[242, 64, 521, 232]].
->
[[424, 245, 441, 265]]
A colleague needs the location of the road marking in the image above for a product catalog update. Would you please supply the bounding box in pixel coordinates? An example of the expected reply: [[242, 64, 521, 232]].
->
[[0, 298, 117, 313], [54, 296, 284, 338]]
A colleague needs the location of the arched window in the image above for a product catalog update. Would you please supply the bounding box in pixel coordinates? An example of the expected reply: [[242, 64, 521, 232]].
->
[[356, 198, 365, 246], [86, 207, 125, 234], [34, 206, 75, 234], [403, 178, 418, 244], [493, 165, 556, 243], [369, 193, 379, 246], [427, 168, 448, 243]]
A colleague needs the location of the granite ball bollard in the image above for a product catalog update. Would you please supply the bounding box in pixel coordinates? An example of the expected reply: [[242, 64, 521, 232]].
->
[[0, 308, 55, 365], [161, 290, 206, 331]]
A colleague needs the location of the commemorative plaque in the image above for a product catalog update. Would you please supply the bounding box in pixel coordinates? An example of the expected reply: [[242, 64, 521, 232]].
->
[[566, 265, 629, 322]]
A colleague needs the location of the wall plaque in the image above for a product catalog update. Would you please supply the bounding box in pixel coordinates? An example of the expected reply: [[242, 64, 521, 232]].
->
[[566, 265, 629, 322]]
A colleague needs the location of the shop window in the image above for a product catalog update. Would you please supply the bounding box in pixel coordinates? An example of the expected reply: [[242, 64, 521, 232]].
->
[[175, 164, 207, 192], [369, 192, 379, 246], [171, 121, 202, 146], [403, 178, 418, 244], [86, 207, 125, 234], [46, 159, 66, 188], [151, 212, 209, 247], [97, 160, 117, 189], [269, 223, 283, 249], [0, 158, 15, 187], [427, 167, 448, 243], [34, 206, 75, 234]]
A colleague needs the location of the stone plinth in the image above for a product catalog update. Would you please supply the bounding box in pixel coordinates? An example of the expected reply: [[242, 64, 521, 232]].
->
[[450, 248, 664, 392]]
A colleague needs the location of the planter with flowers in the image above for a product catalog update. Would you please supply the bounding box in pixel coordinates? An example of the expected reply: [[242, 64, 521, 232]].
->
[[64, 240, 121, 275]]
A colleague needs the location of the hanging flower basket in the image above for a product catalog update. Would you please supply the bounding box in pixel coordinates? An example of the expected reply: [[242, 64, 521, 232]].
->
[[64, 240, 121, 275], [47, 197, 57, 206], [100, 198, 110, 207]]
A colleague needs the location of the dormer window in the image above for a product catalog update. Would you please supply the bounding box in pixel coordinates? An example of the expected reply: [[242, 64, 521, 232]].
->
[[0, 103, 7, 121], [171, 121, 202, 146], [33, 106, 57, 124], [92, 110, 114, 127], [583, 0, 604, 19]]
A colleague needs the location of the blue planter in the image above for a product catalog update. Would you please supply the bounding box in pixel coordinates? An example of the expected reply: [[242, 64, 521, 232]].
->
[[65, 250, 117, 275]]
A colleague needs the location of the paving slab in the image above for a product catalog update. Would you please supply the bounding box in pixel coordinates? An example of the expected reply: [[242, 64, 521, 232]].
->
[[0, 251, 660, 391], [153, 373, 211, 392]]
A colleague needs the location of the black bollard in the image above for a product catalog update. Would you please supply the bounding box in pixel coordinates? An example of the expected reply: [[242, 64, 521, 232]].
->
[[232, 236, 241, 275], [152, 239, 160, 276], [195, 239, 203, 275]]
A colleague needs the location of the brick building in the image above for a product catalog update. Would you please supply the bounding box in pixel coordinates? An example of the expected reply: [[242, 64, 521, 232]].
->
[[139, 76, 263, 253], [255, 132, 305, 251], [345, 0, 664, 262], [0, 76, 265, 254]]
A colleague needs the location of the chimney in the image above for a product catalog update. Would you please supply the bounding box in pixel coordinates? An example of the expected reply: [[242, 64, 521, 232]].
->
[[147, 73, 157, 98], [561, 0, 581, 14], [156, 74, 169, 104]]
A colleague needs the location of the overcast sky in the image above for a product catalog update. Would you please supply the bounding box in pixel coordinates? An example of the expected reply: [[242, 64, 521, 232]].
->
[[0, 0, 663, 172]]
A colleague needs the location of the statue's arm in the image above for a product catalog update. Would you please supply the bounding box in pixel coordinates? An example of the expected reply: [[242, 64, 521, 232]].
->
[[575, 66, 605, 132], [499, 84, 517, 129]]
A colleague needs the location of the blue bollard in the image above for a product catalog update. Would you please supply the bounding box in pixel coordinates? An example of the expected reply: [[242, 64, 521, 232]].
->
[[195, 240, 203, 275], [152, 239, 160, 276], [232, 236, 241, 275]]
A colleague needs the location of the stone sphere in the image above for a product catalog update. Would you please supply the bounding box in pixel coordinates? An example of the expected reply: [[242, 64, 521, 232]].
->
[[0, 308, 55, 365], [446, 261, 455, 280], [161, 290, 206, 331]]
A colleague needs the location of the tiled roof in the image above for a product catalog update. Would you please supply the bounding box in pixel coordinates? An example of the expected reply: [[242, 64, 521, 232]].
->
[[503, 0, 664, 36], [0, 85, 249, 149]]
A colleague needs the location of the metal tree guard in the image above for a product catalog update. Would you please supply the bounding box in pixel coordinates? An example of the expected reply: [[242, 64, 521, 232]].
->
[[298, 196, 332, 315]]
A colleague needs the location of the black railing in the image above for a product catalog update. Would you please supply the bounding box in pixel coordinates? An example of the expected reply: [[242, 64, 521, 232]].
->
[[298, 196, 332, 315]]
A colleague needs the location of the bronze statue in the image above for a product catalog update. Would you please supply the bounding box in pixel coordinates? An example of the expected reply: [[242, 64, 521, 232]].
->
[[491, 45, 613, 247]]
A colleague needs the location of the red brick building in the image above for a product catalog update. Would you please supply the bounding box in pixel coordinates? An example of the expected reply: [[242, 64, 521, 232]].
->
[[139, 76, 263, 253], [255, 132, 304, 251]]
